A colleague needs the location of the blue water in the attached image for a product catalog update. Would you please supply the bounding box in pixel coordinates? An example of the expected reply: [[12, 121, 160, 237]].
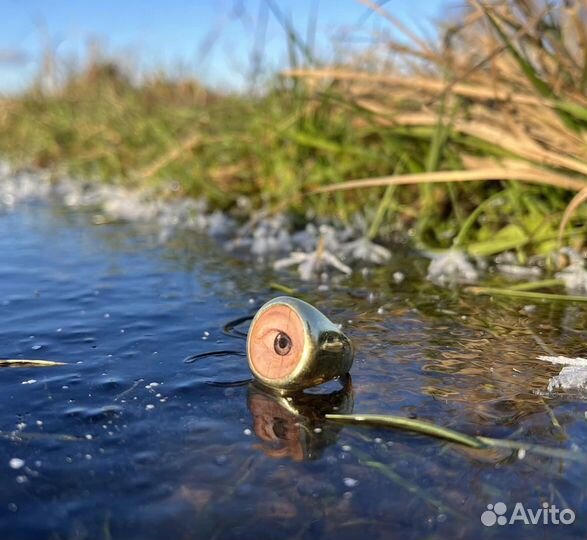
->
[[0, 202, 586, 540]]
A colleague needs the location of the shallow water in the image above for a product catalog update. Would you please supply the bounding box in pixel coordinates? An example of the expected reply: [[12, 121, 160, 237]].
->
[[1, 201, 586, 540]]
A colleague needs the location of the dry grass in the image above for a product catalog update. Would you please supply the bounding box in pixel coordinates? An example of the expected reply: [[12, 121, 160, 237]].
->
[[310, 165, 587, 194], [287, 0, 587, 253]]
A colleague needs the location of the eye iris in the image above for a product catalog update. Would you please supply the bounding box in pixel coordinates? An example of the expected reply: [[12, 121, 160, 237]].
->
[[274, 332, 292, 356]]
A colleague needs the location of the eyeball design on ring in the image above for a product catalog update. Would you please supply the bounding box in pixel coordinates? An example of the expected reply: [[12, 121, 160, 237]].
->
[[247, 296, 354, 391]]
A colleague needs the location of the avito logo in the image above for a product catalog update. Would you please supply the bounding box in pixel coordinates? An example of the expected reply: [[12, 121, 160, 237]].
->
[[481, 502, 575, 527]]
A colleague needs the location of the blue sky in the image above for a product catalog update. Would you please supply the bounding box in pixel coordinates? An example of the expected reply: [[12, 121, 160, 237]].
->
[[0, 0, 450, 94]]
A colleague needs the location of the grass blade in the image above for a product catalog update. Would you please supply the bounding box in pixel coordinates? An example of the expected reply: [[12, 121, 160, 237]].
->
[[325, 413, 485, 448], [0, 359, 67, 368], [466, 286, 587, 303], [558, 185, 587, 246], [327, 413, 587, 463], [478, 437, 587, 463], [479, 4, 553, 99], [309, 167, 586, 194], [509, 279, 564, 291]]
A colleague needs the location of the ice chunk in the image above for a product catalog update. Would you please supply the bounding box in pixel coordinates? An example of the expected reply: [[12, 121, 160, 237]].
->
[[340, 237, 391, 265], [547, 366, 587, 392], [427, 250, 479, 285], [497, 264, 542, 278], [291, 223, 341, 252], [0, 171, 51, 208], [538, 355, 587, 367], [274, 249, 351, 281], [538, 355, 587, 392], [207, 210, 235, 237], [555, 249, 587, 293]]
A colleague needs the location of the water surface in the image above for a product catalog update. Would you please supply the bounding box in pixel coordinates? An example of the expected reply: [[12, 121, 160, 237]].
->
[[1, 202, 586, 540]]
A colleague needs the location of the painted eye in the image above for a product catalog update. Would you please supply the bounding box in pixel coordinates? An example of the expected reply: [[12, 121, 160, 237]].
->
[[248, 304, 304, 381], [274, 332, 292, 356]]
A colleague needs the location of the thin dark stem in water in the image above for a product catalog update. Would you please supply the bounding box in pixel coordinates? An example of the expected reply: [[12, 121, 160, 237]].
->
[[184, 350, 246, 364], [114, 378, 145, 401], [222, 315, 253, 339], [206, 378, 253, 388]]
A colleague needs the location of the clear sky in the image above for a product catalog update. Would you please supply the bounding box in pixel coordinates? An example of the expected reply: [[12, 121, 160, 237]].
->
[[0, 0, 451, 94]]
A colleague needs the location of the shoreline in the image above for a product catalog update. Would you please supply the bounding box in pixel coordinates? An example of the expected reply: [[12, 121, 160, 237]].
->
[[1, 161, 586, 294]]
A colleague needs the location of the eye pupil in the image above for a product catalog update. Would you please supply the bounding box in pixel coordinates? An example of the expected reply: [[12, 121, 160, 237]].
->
[[274, 332, 292, 356]]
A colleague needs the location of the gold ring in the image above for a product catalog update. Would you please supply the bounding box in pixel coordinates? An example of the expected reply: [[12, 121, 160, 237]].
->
[[247, 296, 353, 391]]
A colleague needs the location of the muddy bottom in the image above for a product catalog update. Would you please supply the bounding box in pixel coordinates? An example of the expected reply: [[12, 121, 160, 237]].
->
[[0, 202, 586, 540]]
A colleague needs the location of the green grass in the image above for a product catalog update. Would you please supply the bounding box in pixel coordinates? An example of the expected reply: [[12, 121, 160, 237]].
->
[[1, 1, 587, 260]]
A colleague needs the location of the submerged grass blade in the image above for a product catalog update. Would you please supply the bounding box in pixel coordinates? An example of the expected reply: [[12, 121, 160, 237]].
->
[[362, 460, 466, 518], [477, 437, 587, 463], [0, 430, 82, 442], [269, 282, 297, 295], [466, 286, 587, 303], [509, 279, 564, 291], [350, 446, 467, 520], [327, 413, 587, 463], [325, 413, 484, 448], [0, 359, 67, 367]]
